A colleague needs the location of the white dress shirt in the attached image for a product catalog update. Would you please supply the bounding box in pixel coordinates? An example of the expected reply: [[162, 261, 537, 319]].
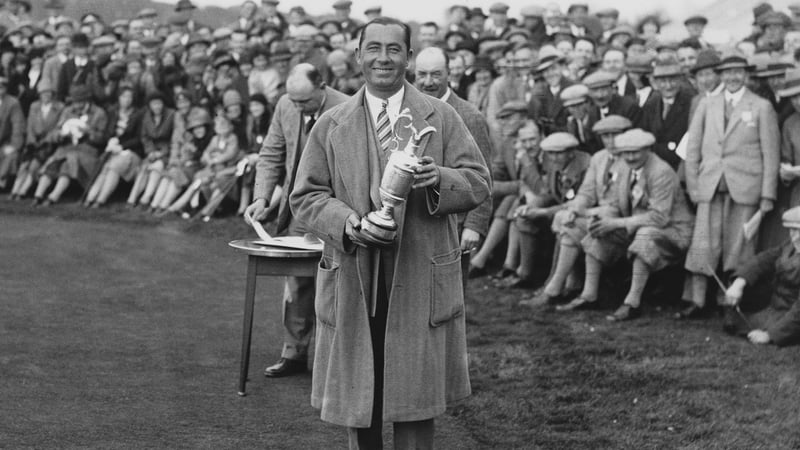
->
[[365, 85, 405, 130]]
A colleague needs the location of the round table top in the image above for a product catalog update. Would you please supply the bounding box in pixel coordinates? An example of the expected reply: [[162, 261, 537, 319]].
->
[[228, 239, 322, 258]]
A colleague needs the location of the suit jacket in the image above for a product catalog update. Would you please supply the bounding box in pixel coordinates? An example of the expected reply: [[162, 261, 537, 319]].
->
[[56, 58, 103, 103], [611, 153, 694, 235], [528, 77, 573, 135], [685, 88, 780, 205], [570, 149, 625, 211], [289, 82, 489, 427], [253, 85, 349, 234], [528, 151, 590, 205], [0, 94, 25, 151], [140, 108, 176, 158], [641, 89, 693, 170], [584, 95, 643, 153], [446, 91, 493, 236]]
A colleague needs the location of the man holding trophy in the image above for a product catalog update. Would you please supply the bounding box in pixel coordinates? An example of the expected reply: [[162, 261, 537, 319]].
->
[[290, 17, 490, 450]]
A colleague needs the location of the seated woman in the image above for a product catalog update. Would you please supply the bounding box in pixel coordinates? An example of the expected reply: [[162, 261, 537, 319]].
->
[[10, 80, 64, 200], [83, 84, 144, 207], [33, 84, 108, 206], [236, 93, 271, 216], [555, 129, 694, 322], [724, 206, 800, 346], [149, 94, 202, 214], [126, 91, 175, 208], [166, 113, 239, 219]]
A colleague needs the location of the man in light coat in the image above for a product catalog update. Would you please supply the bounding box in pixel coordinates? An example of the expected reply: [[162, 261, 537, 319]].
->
[[290, 17, 490, 449], [245, 63, 349, 377], [681, 54, 780, 319]]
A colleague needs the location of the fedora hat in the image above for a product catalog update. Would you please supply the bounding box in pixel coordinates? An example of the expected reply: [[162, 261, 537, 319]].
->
[[778, 69, 800, 98]]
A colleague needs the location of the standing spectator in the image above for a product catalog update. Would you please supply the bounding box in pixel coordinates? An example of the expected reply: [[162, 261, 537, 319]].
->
[[689, 49, 723, 118], [56, 33, 102, 103], [681, 53, 780, 319], [485, 43, 536, 132], [683, 15, 710, 48], [331, 0, 363, 40], [601, 47, 635, 99], [641, 59, 693, 171], [244, 63, 348, 376]]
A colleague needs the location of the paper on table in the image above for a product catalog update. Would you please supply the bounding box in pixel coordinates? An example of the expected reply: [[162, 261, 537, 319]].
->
[[742, 210, 763, 242], [244, 210, 273, 242]]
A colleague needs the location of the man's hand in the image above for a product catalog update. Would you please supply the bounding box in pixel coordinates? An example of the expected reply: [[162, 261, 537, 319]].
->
[[760, 198, 774, 213], [588, 216, 622, 237], [412, 156, 440, 189], [243, 198, 269, 225], [747, 329, 771, 345], [345, 213, 369, 247], [460, 228, 482, 253], [724, 277, 747, 306]]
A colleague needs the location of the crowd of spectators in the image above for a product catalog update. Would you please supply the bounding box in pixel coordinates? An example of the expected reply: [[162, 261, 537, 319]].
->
[[3, 0, 800, 345]]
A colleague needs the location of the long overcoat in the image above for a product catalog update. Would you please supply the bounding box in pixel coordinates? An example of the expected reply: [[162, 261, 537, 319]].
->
[[290, 83, 490, 427]]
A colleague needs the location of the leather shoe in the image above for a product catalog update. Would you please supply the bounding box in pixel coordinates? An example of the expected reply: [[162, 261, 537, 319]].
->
[[555, 296, 596, 312], [606, 304, 640, 322], [467, 265, 488, 279], [264, 358, 307, 378], [673, 303, 708, 320]]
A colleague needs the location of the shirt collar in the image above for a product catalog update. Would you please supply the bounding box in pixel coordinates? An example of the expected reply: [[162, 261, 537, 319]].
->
[[724, 86, 745, 105], [616, 74, 627, 96], [708, 83, 724, 97], [365, 85, 404, 127], [440, 87, 452, 103]]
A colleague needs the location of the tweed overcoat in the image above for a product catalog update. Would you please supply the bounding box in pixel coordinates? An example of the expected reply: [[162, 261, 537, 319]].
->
[[290, 83, 490, 427]]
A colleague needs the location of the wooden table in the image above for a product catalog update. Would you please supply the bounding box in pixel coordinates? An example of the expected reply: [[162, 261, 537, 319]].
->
[[228, 239, 321, 396]]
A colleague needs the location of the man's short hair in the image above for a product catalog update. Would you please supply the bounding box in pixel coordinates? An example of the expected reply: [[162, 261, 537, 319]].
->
[[289, 63, 324, 88], [358, 17, 412, 53]]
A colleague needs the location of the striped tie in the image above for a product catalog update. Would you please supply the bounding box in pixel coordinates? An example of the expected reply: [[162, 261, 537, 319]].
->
[[376, 101, 391, 151]]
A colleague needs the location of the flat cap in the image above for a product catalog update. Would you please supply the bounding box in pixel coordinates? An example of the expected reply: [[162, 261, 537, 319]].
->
[[520, 6, 545, 17], [608, 25, 635, 40], [110, 19, 129, 29], [534, 47, 565, 73], [595, 8, 619, 18], [470, 7, 487, 18], [626, 54, 654, 74], [684, 15, 708, 26], [213, 27, 233, 41], [778, 68, 800, 98], [261, 0, 280, 4], [496, 100, 528, 118], [559, 84, 589, 106], [213, 53, 237, 68], [91, 35, 116, 47], [141, 35, 163, 48], [541, 132, 579, 152], [186, 34, 210, 48], [583, 70, 617, 89], [782, 205, 800, 228], [505, 27, 531, 41], [489, 2, 509, 14], [651, 60, 683, 78], [175, 0, 197, 11], [292, 24, 319, 39], [168, 14, 189, 26], [364, 6, 381, 14], [332, 0, 352, 9], [758, 11, 792, 27], [691, 49, 720, 73], [592, 115, 631, 134], [614, 129, 656, 151], [136, 8, 158, 19]]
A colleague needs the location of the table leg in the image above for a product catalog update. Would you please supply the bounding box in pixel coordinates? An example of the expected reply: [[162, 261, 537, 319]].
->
[[238, 255, 258, 396]]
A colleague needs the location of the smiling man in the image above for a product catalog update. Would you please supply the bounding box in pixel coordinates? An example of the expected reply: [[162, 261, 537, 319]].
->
[[290, 17, 490, 449], [414, 46, 493, 287]]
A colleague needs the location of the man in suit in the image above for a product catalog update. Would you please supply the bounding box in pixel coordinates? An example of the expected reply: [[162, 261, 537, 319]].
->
[[55, 32, 102, 103], [689, 49, 723, 119], [681, 54, 780, 319], [0, 76, 26, 190], [244, 63, 349, 377], [641, 59, 694, 171], [601, 47, 636, 100], [289, 18, 489, 448], [485, 43, 537, 132], [582, 70, 642, 153], [332, 0, 364, 40], [557, 129, 693, 320], [40, 34, 70, 100], [414, 46, 493, 285], [528, 48, 574, 135]]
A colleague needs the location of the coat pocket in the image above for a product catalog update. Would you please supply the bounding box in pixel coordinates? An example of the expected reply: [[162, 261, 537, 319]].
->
[[315, 256, 339, 329], [430, 248, 465, 327]]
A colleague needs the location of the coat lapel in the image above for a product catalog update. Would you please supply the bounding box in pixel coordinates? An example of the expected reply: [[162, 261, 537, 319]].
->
[[329, 88, 372, 217], [724, 91, 753, 138]]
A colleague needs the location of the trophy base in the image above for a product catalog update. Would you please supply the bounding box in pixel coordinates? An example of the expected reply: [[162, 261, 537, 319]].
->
[[360, 215, 397, 247]]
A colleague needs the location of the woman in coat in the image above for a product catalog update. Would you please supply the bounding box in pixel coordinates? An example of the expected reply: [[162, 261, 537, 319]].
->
[[725, 205, 800, 346], [10, 80, 63, 200], [84, 84, 144, 207], [33, 84, 107, 206], [236, 93, 271, 215], [126, 91, 175, 207]]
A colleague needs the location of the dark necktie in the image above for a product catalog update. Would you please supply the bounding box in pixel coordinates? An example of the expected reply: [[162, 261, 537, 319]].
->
[[662, 101, 671, 120], [724, 98, 734, 128], [305, 115, 316, 134]]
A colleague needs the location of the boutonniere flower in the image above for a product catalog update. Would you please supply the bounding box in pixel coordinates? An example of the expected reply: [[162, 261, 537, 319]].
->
[[741, 111, 753, 123]]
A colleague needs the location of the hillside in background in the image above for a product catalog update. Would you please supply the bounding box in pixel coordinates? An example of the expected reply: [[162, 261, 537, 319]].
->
[[28, 0, 238, 28]]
